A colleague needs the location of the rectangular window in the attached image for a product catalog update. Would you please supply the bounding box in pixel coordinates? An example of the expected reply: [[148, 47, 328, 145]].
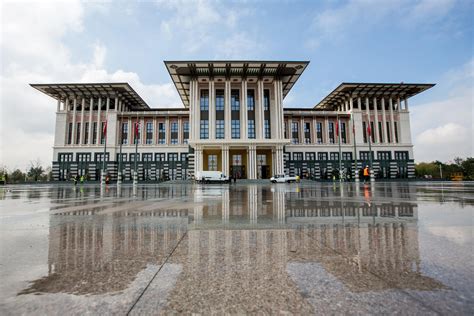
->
[[180, 153, 188, 161], [378, 121, 383, 143], [370, 121, 375, 143], [341, 122, 347, 144], [264, 89, 270, 111], [330, 152, 339, 160], [328, 122, 335, 144], [142, 153, 153, 162], [386, 122, 391, 143], [291, 122, 299, 144], [146, 122, 153, 144], [168, 153, 178, 161], [67, 122, 73, 145], [231, 120, 240, 139], [264, 120, 271, 139], [216, 120, 224, 139], [76, 122, 81, 144], [232, 154, 242, 165], [293, 152, 303, 161], [248, 120, 255, 139], [363, 122, 368, 143], [171, 121, 178, 144], [231, 89, 240, 111], [247, 89, 255, 111], [360, 151, 373, 161], [158, 122, 166, 144], [95, 153, 110, 162], [342, 152, 352, 160], [395, 151, 409, 160], [377, 151, 391, 160], [200, 120, 209, 139], [318, 152, 328, 161], [117, 153, 127, 162], [284, 122, 288, 139], [183, 121, 189, 143], [394, 122, 399, 143], [129, 153, 139, 162], [84, 122, 89, 145], [122, 122, 128, 145], [58, 153, 73, 162], [92, 122, 97, 145], [305, 152, 316, 161], [208, 154, 218, 171], [77, 153, 91, 162], [200, 90, 209, 111], [304, 122, 311, 144], [316, 122, 323, 144], [155, 153, 165, 161], [216, 89, 224, 111]]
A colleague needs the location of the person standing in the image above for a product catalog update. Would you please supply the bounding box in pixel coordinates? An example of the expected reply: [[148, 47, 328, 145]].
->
[[363, 165, 370, 183]]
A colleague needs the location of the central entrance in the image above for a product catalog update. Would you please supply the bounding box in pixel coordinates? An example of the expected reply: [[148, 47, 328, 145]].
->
[[256, 149, 273, 179], [229, 149, 247, 179]]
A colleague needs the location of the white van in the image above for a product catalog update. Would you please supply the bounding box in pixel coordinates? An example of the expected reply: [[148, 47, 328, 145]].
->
[[195, 171, 230, 183]]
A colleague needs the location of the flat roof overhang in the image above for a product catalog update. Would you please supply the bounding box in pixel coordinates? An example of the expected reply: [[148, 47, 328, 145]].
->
[[30, 83, 150, 110], [164, 60, 310, 107], [314, 82, 435, 110]]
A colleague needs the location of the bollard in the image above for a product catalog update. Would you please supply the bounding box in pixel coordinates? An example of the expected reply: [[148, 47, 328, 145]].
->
[[370, 170, 375, 182], [117, 172, 122, 185]]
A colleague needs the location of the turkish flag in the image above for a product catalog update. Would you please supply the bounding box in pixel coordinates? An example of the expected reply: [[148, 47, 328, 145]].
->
[[367, 123, 371, 136], [335, 120, 339, 137], [103, 121, 107, 136], [134, 122, 140, 139]]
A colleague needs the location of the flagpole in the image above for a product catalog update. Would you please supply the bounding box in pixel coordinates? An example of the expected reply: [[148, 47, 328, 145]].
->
[[134, 113, 138, 182], [102, 121, 107, 173], [367, 113, 373, 179], [118, 127, 123, 183], [352, 113, 358, 182], [338, 115, 342, 182]]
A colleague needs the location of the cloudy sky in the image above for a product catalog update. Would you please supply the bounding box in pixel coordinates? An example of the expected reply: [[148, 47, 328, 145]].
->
[[1, 0, 473, 170]]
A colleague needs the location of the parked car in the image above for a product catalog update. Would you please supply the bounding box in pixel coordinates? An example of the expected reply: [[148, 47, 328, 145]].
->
[[195, 171, 230, 183], [270, 174, 300, 183]]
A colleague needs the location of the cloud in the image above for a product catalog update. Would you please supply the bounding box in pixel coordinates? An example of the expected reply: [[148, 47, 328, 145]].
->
[[411, 57, 474, 162], [0, 1, 181, 171]]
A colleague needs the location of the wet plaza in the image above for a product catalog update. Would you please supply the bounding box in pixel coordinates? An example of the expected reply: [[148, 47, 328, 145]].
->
[[0, 181, 473, 315]]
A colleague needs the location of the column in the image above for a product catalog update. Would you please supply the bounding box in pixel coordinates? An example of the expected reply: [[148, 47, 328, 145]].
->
[[178, 116, 183, 144], [65, 98, 69, 112], [382, 98, 388, 143], [57, 99, 61, 112], [209, 79, 215, 139], [72, 97, 77, 145], [299, 117, 304, 144], [224, 79, 231, 140], [256, 79, 264, 139], [128, 117, 132, 145], [373, 97, 379, 143], [88, 98, 93, 145], [106, 97, 110, 113], [241, 80, 248, 139], [349, 96, 353, 111], [189, 80, 195, 141], [165, 117, 169, 145], [114, 98, 118, 112], [389, 98, 396, 143], [404, 98, 409, 111], [324, 116, 329, 144], [96, 98, 102, 145], [80, 98, 85, 145], [312, 117, 317, 144], [287, 117, 292, 142], [222, 145, 229, 176], [249, 145, 256, 179]]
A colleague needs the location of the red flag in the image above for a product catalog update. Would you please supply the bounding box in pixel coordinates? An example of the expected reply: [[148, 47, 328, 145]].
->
[[335, 120, 339, 137], [102, 121, 107, 136], [367, 123, 371, 136], [134, 122, 140, 139]]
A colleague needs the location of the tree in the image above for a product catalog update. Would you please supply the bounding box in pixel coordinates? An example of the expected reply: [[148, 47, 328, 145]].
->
[[461, 158, 474, 180], [10, 169, 25, 183], [27, 159, 44, 182]]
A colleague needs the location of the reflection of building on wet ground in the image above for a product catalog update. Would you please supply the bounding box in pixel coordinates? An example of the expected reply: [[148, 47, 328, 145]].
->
[[18, 183, 447, 301]]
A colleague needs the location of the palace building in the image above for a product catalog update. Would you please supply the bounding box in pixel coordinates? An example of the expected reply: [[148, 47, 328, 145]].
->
[[31, 60, 434, 181]]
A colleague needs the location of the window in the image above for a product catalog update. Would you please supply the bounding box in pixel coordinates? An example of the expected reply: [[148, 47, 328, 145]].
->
[[342, 152, 352, 160], [180, 153, 188, 161], [168, 153, 178, 161], [216, 120, 224, 139], [305, 152, 316, 161], [284, 122, 288, 139], [117, 153, 127, 162], [92, 122, 97, 145], [318, 152, 328, 160], [304, 122, 311, 144], [158, 122, 166, 144], [386, 122, 391, 143], [231, 120, 240, 139], [146, 122, 153, 144], [293, 152, 303, 161], [328, 122, 335, 144], [200, 120, 209, 139], [155, 153, 165, 161], [264, 89, 270, 111], [216, 90, 224, 111], [247, 89, 255, 111], [291, 122, 299, 144], [363, 122, 368, 143], [200, 90, 209, 111], [232, 154, 242, 165], [183, 121, 189, 144], [67, 122, 73, 145], [129, 153, 139, 162], [231, 89, 240, 111], [330, 152, 339, 160], [95, 153, 109, 162], [171, 121, 178, 144], [208, 154, 218, 171], [84, 122, 89, 144], [378, 122, 383, 143], [76, 122, 81, 144], [377, 151, 391, 160], [77, 153, 91, 162], [264, 120, 271, 139], [394, 122, 399, 143], [248, 120, 255, 139], [360, 151, 374, 161], [341, 122, 347, 144], [316, 122, 323, 144], [122, 122, 128, 145], [395, 151, 408, 160], [58, 153, 73, 162], [370, 121, 375, 143], [142, 153, 153, 161]]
